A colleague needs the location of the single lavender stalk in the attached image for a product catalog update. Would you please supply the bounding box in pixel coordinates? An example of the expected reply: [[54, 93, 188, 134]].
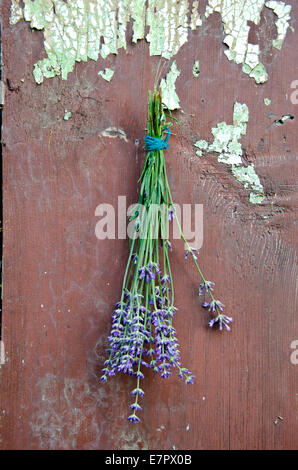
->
[[101, 89, 231, 423]]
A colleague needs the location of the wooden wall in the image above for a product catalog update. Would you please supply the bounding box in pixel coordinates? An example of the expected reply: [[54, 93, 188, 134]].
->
[[1, 0, 297, 449]]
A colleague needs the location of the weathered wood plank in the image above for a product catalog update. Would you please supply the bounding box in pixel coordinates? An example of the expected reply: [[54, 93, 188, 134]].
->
[[0, 0, 297, 449]]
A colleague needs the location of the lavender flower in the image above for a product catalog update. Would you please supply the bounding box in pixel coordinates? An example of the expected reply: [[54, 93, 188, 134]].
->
[[209, 314, 233, 331], [168, 206, 175, 221], [185, 248, 199, 261], [161, 274, 170, 285], [129, 403, 142, 411], [165, 240, 173, 252], [127, 414, 140, 423], [199, 280, 215, 296], [202, 299, 224, 313], [131, 387, 145, 397]]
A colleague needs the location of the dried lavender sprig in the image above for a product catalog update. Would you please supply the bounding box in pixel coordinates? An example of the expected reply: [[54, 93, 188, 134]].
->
[[162, 175, 232, 330]]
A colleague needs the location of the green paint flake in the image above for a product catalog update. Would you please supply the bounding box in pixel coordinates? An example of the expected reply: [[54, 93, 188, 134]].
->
[[193, 60, 200, 78], [265, 1, 292, 50], [160, 61, 181, 111], [131, 0, 146, 43], [194, 139, 208, 150], [231, 165, 263, 193], [98, 68, 114, 82], [193, 102, 264, 204], [190, 1, 202, 30], [10, 0, 23, 25], [232, 165, 264, 203], [248, 62, 268, 84], [205, 0, 291, 84], [249, 192, 265, 204], [146, 0, 190, 59], [264, 98, 271, 106], [33, 57, 60, 84], [63, 110, 72, 120], [207, 103, 249, 165]]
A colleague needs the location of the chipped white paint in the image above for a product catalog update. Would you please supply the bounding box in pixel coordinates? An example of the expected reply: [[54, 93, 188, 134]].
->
[[9, 0, 23, 25], [265, 1, 292, 50], [10, 0, 202, 84], [157, 424, 165, 432], [232, 165, 264, 196], [63, 110, 72, 121], [194, 102, 264, 203], [0, 341, 5, 365], [264, 98, 272, 106], [10, 0, 291, 84], [193, 60, 200, 78], [98, 68, 114, 82], [100, 127, 128, 142], [160, 61, 181, 111], [205, 0, 291, 84], [147, 0, 190, 59], [205, 0, 266, 76], [190, 1, 202, 30]]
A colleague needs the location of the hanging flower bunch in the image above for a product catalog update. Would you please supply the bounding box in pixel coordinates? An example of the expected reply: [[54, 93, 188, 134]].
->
[[101, 89, 232, 423]]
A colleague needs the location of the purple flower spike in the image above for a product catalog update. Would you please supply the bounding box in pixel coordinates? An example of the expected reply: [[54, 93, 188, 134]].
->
[[185, 248, 199, 261], [129, 403, 142, 411], [166, 240, 173, 252], [209, 314, 233, 331], [168, 206, 175, 221], [131, 387, 145, 397], [127, 414, 140, 423], [185, 375, 195, 385], [202, 299, 224, 312], [199, 280, 215, 296], [161, 274, 170, 285], [161, 370, 172, 379]]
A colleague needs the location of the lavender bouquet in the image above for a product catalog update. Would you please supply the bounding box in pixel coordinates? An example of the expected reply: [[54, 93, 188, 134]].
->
[[101, 89, 232, 423]]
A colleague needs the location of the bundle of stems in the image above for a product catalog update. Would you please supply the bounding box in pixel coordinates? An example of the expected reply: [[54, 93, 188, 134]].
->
[[101, 89, 232, 423]]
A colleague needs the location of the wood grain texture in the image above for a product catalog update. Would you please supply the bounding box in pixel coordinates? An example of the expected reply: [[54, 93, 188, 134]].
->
[[0, 0, 297, 449]]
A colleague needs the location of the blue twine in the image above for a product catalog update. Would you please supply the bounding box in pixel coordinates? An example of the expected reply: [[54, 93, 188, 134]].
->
[[144, 128, 171, 151]]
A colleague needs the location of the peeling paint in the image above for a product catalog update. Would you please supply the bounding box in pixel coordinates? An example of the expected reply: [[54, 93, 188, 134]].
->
[[205, 0, 290, 84], [100, 127, 128, 142], [271, 114, 294, 127], [10, 0, 202, 84], [10, 0, 291, 85], [231, 165, 264, 199], [63, 110, 72, 120], [98, 68, 114, 82], [147, 0, 191, 59], [249, 192, 265, 204], [160, 61, 181, 111], [264, 98, 272, 106], [193, 60, 200, 78], [9, 0, 23, 25], [265, 1, 292, 50], [194, 102, 264, 203], [190, 1, 203, 30]]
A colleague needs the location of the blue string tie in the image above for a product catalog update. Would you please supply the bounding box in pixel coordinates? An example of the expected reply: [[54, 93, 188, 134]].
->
[[144, 128, 171, 151]]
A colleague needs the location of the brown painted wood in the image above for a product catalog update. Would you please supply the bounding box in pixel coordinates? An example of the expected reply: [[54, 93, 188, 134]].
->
[[0, 0, 297, 449]]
